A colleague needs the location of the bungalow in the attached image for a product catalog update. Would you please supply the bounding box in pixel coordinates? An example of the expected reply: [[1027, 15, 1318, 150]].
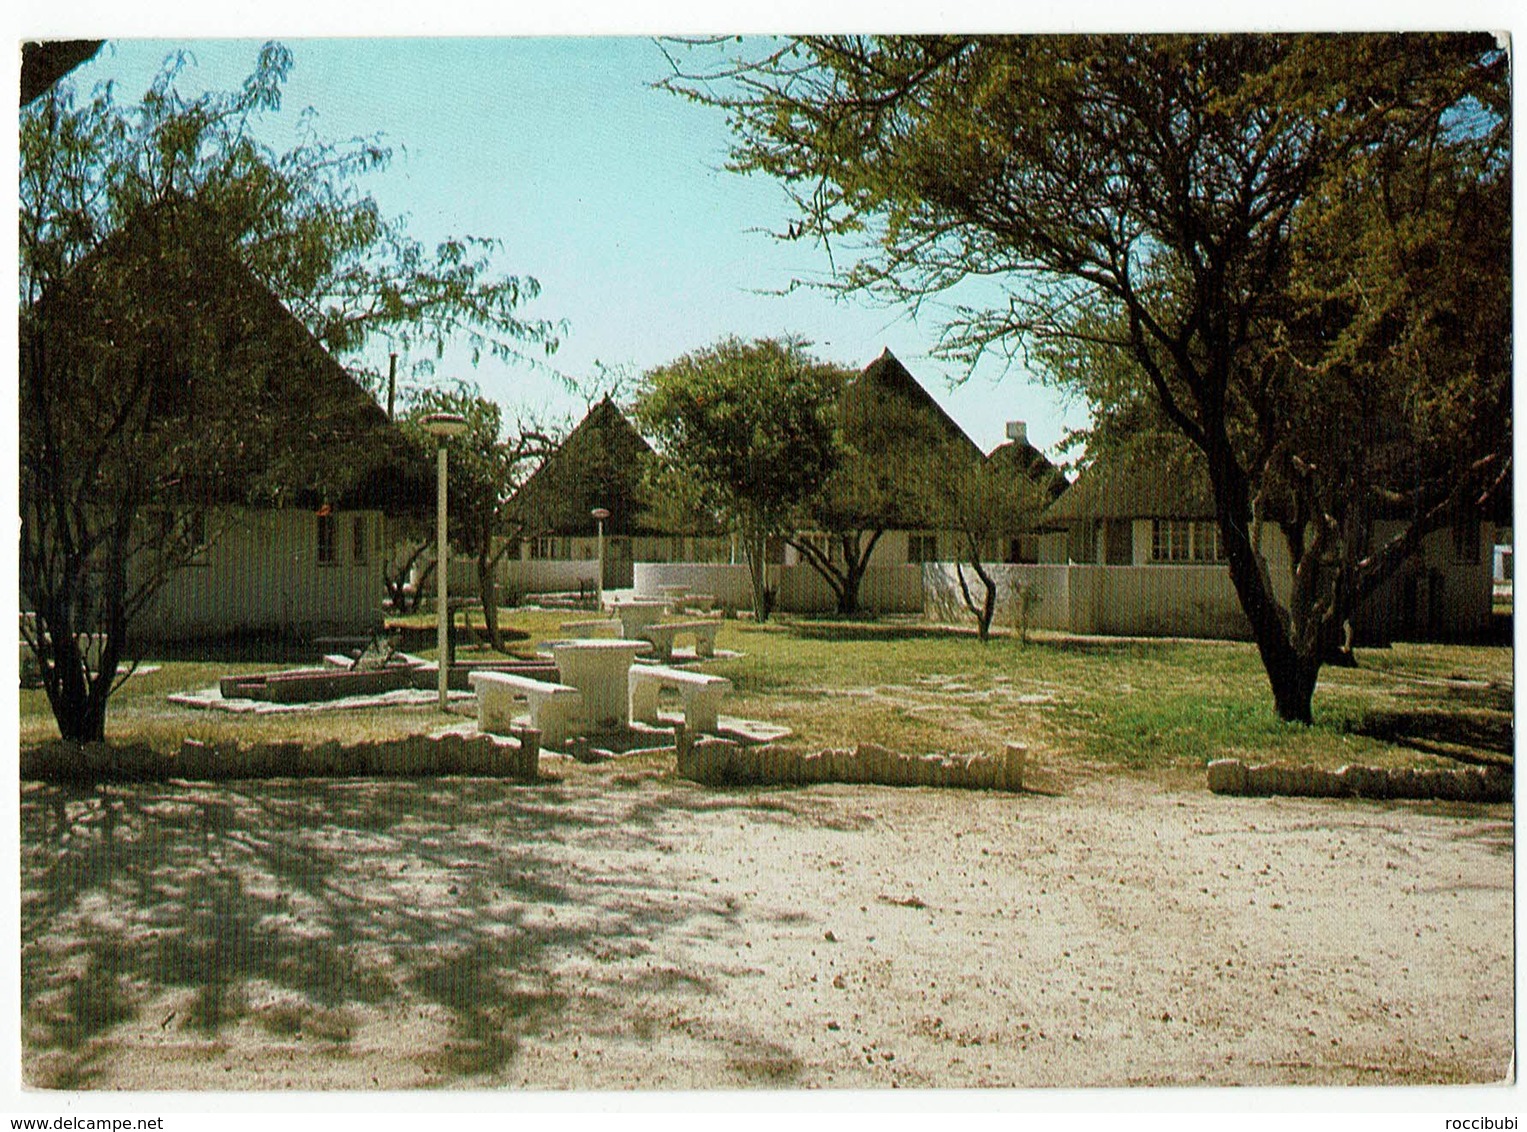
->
[[22, 201, 430, 644], [632, 349, 1069, 613], [1015, 447, 1495, 642], [981, 418, 1071, 563], [502, 395, 729, 593]]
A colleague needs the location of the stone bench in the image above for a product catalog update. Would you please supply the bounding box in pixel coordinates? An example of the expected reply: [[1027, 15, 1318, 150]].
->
[[638, 620, 720, 662], [560, 618, 622, 638], [628, 664, 732, 735], [470, 670, 583, 747], [671, 593, 716, 615]]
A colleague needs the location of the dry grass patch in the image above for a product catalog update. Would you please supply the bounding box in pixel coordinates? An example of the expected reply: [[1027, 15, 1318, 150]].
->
[[19, 609, 1511, 778]]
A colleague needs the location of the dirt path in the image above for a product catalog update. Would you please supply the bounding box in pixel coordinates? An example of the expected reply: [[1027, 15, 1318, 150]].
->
[[20, 759, 1513, 1090]]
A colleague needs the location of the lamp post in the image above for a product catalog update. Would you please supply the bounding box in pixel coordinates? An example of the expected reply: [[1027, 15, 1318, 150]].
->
[[591, 507, 611, 611], [422, 412, 467, 708]]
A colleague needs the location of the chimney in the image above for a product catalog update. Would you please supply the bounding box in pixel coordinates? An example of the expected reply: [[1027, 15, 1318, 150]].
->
[[1005, 420, 1028, 445]]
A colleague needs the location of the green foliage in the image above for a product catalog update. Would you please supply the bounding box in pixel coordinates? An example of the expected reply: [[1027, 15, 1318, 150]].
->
[[914, 440, 1053, 639], [663, 33, 1511, 722], [19, 42, 562, 740], [634, 336, 845, 531], [634, 337, 847, 618], [397, 386, 550, 559], [396, 385, 555, 649], [21, 43, 563, 385]]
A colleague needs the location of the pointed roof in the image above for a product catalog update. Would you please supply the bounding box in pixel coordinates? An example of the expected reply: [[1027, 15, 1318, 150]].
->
[[507, 396, 662, 536], [842, 349, 984, 464], [986, 436, 1070, 501], [25, 197, 430, 514]]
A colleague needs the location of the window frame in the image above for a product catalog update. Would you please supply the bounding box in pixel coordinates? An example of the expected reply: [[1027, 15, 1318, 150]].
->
[[906, 533, 937, 565], [316, 511, 338, 567]]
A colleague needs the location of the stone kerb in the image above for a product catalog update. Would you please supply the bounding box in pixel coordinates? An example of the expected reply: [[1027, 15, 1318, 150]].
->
[[677, 735, 1026, 791], [20, 729, 542, 784], [1207, 758, 1511, 803]]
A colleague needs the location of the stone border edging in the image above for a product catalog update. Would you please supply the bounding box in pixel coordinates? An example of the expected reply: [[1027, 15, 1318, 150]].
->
[[1206, 758, 1511, 803], [20, 730, 541, 785], [675, 733, 1027, 791]]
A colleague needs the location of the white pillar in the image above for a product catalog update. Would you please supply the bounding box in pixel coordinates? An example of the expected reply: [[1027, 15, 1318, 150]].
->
[[596, 517, 606, 610], [436, 440, 450, 709]]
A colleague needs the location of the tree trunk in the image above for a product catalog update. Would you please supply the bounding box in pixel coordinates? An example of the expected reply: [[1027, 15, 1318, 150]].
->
[[45, 628, 104, 743], [36, 577, 123, 746], [477, 540, 519, 653], [1204, 439, 1319, 724], [744, 532, 774, 622], [478, 553, 501, 652], [385, 539, 431, 614], [954, 559, 997, 642], [788, 530, 883, 617], [834, 530, 882, 616]]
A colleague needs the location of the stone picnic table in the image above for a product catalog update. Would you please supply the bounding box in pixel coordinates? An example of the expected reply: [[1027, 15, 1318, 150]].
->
[[608, 598, 673, 640], [546, 638, 651, 732]]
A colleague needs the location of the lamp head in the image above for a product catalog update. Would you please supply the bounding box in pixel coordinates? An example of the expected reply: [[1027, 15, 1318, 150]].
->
[[421, 412, 468, 439]]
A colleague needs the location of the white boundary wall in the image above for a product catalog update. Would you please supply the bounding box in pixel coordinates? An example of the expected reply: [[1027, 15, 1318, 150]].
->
[[925, 562, 1253, 638], [446, 557, 599, 597], [634, 562, 923, 614]]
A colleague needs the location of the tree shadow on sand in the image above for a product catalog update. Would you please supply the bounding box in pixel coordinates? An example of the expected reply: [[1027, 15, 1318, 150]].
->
[[21, 774, 813, 1089], [1346, 670, 1514, 768]]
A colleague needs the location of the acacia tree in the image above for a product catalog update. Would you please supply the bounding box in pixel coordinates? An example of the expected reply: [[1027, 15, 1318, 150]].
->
[[916, 441, 1055, 642], [794, 389, 958, 615], [663, 34, 1510, 722], [21, 43, 561, 742], [633, 337, 843, 622], [397, 387, 555, 651]]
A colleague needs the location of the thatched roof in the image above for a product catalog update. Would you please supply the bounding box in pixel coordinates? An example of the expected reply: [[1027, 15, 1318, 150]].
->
[[1041, 445, 1217, 525], [512, 351, 998, 537], [21, 40, 103, 105], [507, 396, 662, 537], [985, 437, 1070, 501], [25, 198, 431, 514], [843, 349, 984, 464]]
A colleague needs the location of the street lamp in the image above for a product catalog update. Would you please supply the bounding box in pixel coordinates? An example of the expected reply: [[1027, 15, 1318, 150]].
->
[[422, 412, 468, 708], [591, 507, 611, 611]]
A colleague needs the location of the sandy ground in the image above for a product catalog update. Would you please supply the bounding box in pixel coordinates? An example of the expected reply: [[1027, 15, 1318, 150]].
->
[[20, 757, 1514, 1091]]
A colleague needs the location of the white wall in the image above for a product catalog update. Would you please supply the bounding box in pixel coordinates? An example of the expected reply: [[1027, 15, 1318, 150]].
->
[[955, 521, 1491, 642], [924, 564, 1073, 631], [136, 507, 385, 640], [785, 529, 966, 570], [635, 562, 925, 614]]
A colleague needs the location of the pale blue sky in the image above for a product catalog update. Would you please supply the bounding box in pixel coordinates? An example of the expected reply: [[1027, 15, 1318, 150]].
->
[[64, 37, 1092, 454]]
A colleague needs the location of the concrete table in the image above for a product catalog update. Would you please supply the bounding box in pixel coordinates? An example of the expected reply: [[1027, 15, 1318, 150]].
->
[[549, 638, 651, 731], [610, 599, 672, 641]]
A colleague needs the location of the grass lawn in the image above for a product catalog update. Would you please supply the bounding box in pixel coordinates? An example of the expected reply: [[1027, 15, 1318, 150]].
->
[[19, 609, 1512, 777]]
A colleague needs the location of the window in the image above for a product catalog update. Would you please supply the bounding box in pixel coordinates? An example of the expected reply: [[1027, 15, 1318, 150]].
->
[[157, 509, 208, 565], [1153, 519, 1192, 562], [1104, 519, 1133, 565], [317, 511, 337, 566], [1192, 521, 1223, 563], [907, 533, 938, 564], [189, 510, 210, 564], [1152, 520, 1224, 564], [352, 515, 368, 565], [1009, 534, 1042, 565], [1069, 522, 1098, 564], [797, 533, 831, 563], [1453, 519, 1480, 564]]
